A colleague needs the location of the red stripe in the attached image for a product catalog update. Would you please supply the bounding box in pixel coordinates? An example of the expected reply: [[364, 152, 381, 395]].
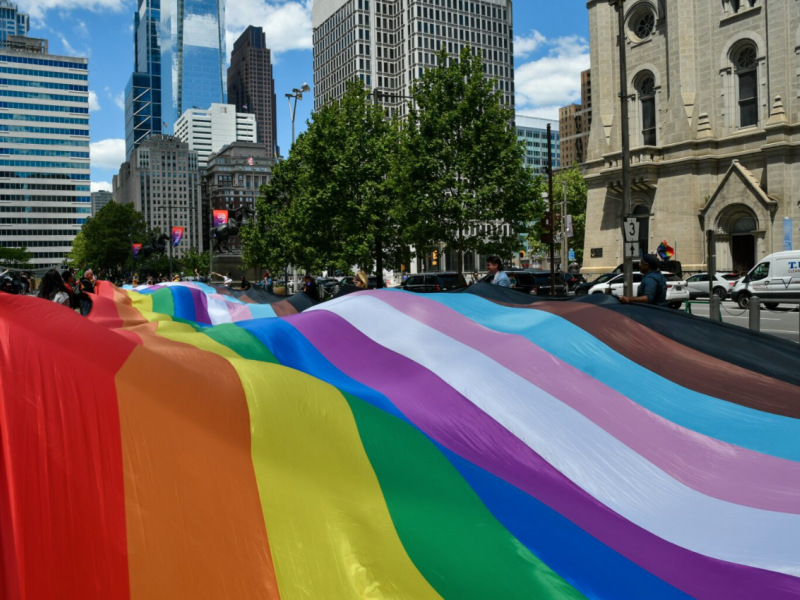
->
[[0, 295, 135, 600]]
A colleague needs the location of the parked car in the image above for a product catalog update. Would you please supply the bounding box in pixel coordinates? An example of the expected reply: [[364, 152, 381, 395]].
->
[[575, 273, 615, 296], [316, 277, 340, 296], [561, 271, 586, 293], [339, 275, 378, 289], [401, 272, 467, 293], [588, 271, 689, 309], [731, 250, 800, 309], [684, 272, 740, 300], [505, 270, 567, 296]]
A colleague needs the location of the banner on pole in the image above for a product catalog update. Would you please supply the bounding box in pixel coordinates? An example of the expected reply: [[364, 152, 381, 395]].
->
[[171, 226, 185, 247], [213, 210, 229, 228], [784, 218, 793, 251], [564, 215, 574, 238], [132, 243, 142, 258]]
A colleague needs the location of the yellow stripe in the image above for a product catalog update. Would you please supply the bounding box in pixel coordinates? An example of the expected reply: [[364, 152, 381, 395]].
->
[[155, 324, 443, 600]]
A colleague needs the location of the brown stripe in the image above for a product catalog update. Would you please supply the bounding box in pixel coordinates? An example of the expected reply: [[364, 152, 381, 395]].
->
[[523, 301, 800, 419], [271, 299, 298, 317]]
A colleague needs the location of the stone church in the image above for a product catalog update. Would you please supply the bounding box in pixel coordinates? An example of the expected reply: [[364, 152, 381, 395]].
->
[[582, 0, 800, 274]]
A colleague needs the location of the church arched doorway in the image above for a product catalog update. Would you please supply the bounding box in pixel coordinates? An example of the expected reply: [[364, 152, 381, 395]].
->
[[718, 205, 758, 273]]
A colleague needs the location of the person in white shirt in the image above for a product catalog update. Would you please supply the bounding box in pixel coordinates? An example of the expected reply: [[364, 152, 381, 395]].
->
[[212, 272, 234, 287], [486, 256, 510, 287], [38, 269, 71, 307]]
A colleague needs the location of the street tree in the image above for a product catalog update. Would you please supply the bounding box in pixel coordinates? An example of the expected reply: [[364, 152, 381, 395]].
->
[[0, 247, 32, 269], [181, 247, 210, 275], [396, 47, 536, 274], [531, 165, 588, 264], [68, 202, 148, 272], [242, 81, 402, 284]]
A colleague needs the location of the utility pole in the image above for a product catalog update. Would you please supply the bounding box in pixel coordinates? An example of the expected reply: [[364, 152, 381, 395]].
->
[[561, 180, 569, 272], [547, 123, 555, 295], [129, 230, 135, 279], [611, 0, 634, 296], [209, 202, 214, 282], [168, 203, 173, 280]]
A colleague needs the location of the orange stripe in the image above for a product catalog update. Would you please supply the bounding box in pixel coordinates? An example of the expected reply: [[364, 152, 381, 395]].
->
[[115, 328, 279, 599]]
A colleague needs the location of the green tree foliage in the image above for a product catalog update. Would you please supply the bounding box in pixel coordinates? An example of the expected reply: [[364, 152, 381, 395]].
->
[[395, 48, 536, 274], [531, 165, 588, 264], [0, 247, 32, 268], [68, 202, 148, 271], [242, 80, 401, 279], [181, 247, 210, 275]]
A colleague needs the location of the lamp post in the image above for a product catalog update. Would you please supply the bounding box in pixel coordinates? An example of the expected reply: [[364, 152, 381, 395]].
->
[[285, 83, 311, 147], [168, 202, 173, 280], [610, 0, 634, 296]]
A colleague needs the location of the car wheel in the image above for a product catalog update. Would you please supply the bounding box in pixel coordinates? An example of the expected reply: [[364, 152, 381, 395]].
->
[[591, 291, 603, 295], [667, 301, 682, 310], [736, 292, 750, 309], [575, 289, 587, 296], [713, 287, 727, 300]]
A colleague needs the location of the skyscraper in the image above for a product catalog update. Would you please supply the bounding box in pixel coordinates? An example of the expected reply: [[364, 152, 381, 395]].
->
[[124, 0, 162, 160], [174, 103, 256, 167], [312, 0, 514, 117], [228, 26, 278, 157], [160, 0, 227, 132], [0, 34, 90, 268], [516, 115, 560, 175], [0, 0, 28, 45]]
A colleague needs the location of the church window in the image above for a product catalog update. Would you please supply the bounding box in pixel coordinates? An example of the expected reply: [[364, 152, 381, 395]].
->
[[735, 45, 758, 128], [628, 4, 656, 43], [637, 74, 657, 145]]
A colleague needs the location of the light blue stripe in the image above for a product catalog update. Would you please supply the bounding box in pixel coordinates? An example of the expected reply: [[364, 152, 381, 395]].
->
[[422, 292, 800, 462]]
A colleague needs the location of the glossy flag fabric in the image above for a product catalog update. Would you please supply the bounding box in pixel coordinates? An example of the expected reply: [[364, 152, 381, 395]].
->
[[2, 282, 800, 600], [171, 226, 184, 247], [131, 243, 142, 257], [213, 209, 228, 227]]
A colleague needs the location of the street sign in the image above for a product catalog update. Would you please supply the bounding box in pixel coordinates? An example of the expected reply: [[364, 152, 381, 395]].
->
[[624, 217, 640, 242], [624, 241, 640, 258]]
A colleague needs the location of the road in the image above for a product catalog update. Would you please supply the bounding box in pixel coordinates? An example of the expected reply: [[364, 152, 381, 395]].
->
[[687, 301, 800, 344]]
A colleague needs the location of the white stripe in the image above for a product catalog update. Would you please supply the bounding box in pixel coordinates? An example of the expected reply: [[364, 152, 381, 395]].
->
[[309, 295, 800, 575], [205, 295, 234, 325]]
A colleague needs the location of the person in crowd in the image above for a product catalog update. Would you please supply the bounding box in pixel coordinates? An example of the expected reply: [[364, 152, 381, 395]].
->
[[1, 276, 18, 294], [38, 270, 71, 307], [61, 270, 79, 309], [303, 274, 319, 299], [211, 272, 233, 287], [240, 276, 252, 291], [620, 254, 668, 307], [80, 269, 96, 293], [472, 271, 480, 285], [18, 271, 30, 295], [485, 256, 510, 287], [146, 277, 154, 285], [355, 270, 369, 289], [263, 270, 273, 293], [172, 274, 181, 282]]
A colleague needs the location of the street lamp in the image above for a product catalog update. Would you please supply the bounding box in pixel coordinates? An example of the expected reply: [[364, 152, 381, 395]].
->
[[285, 83, 311, 147], [609, 0, 634, 296]]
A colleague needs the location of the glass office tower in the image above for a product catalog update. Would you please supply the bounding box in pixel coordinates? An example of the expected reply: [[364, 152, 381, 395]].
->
[[160, 0, 227, 133], [124, 0, 162, 160], [0, 0, 28, 45]]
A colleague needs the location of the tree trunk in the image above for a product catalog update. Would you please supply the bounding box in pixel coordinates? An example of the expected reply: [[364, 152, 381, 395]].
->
[[375, 234, 384, 289], [457, 230, 464, 277]]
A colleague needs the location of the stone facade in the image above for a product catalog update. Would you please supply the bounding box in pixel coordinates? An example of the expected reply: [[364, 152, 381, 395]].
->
[[583, 0, 800, 274]]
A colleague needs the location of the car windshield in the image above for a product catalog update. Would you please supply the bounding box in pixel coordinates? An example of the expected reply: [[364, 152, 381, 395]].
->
[[721, 273, 739, 281], [438, 275, 463, 286], [749, 262, 770, 281], [663, 274, 681, 282], [592, 273, 614, 284]]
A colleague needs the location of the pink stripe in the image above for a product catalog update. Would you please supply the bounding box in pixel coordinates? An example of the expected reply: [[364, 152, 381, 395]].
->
[[227, 303, 254, 322], [366, 290, 800, 514]]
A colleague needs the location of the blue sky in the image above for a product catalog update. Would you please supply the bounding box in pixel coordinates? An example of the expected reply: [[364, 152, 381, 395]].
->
[[17, 0, 590, 191]]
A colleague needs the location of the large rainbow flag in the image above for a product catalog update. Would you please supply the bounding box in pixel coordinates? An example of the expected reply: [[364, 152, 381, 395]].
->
[[1, 282, 799, 599]]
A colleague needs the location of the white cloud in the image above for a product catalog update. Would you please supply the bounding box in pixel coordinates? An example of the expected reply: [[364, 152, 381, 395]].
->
[[515, 34, 590, 116], [58, 34, 77, 56], [17, 0, 127, 22], [514, 30, 546, 59], [88, 90, 101, 112], [91, 181, 112, 193], [225, 0, 312, 59], [90, 138, 125, 170], [114, 91, 125, 110]]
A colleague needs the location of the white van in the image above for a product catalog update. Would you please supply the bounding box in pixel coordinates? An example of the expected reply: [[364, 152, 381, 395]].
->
[[731, 250, 800, 308]]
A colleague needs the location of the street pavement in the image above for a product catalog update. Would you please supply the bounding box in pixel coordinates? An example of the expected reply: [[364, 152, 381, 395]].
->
[[686, 301, 800, 344]]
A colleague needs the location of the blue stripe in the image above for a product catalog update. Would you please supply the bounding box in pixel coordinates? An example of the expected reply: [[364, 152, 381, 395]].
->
[[171, 286, 197, 321]]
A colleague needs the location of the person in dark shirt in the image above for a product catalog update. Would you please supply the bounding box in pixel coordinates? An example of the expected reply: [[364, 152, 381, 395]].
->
[[303, 275, 319, 299], [620, 254, 667, 306], [240, 276, 252, 291]]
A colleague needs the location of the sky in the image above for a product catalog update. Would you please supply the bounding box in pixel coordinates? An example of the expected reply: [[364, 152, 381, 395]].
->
[[17, 0, 590, 193]]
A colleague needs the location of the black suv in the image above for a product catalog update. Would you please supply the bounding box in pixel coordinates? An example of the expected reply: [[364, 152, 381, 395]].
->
[[506, 270, 567, 296], [401, 272, 468, 293]]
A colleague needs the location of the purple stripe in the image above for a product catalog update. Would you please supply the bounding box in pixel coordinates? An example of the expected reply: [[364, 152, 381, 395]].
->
[[188, 286, 212, 325], [365, 290, 800, 515], [288, 309, 800, 600]]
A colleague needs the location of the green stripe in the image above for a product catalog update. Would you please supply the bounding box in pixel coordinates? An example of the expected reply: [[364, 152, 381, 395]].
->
[[342, 391, 586, 600], [202, 324, 279, 363], [150, 287, 175, 316]]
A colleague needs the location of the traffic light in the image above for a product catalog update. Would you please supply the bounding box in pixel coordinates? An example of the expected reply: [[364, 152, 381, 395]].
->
[[519, 250, 526, 259], [432, 250, 438, 266]]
